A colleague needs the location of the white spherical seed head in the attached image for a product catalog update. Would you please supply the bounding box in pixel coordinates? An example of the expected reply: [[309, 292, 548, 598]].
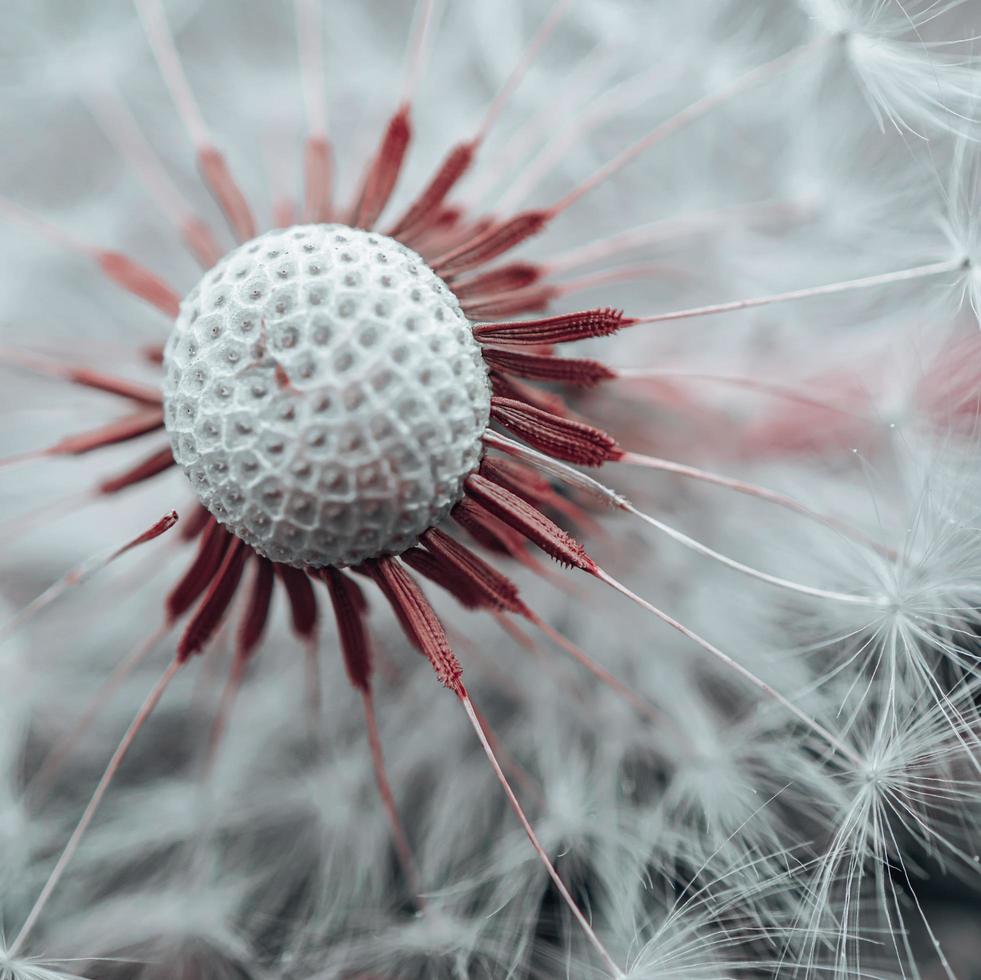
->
[[163, 224, 491, 568]]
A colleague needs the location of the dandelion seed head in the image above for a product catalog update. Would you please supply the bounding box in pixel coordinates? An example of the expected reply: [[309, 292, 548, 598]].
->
[[4, 1, 981, 976], [162, 223, 491, 567]]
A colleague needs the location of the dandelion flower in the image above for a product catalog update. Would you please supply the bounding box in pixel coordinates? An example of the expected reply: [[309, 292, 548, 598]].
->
[[2, 1, 980, 978]]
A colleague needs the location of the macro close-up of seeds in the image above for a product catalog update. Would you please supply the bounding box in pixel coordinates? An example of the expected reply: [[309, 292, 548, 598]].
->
[[1, 2, 980, 978]]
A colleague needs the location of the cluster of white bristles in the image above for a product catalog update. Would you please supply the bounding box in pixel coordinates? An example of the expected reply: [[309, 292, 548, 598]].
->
[[1, 1, 980, 979]]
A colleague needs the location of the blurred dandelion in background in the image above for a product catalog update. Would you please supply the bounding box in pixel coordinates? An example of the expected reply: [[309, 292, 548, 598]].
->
[[1, 1, 980, 977]]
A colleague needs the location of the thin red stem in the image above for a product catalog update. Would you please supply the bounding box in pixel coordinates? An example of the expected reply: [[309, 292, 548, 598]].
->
[[551, 37, 832, 217], [197, 146, 257, 242], [629, 258, 967, 326], [349, 105, 412, 230], [85, 81, 221, 268], [590, 566, 862, 767], [526, 612, 660, 722], [617, 451, 895, 559], [459, 691, 624, 978], [0, 349, 163, 405], [361, 689, 426, 911], [26, 623, 171, 806], [473, 0, 573, 142], [10, 660, 181, 956], [401, 0, 437, 104], [0, 512, 178, 642]]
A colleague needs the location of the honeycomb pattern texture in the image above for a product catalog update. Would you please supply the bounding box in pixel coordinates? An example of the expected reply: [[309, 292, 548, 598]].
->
[[162, 224, 491, 567]]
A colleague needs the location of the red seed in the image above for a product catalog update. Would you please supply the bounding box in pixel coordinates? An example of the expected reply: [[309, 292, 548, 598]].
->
[[474, 307, 631, 345], [178, 538, 249, 661], [414, 213, 490, 257], [461, 285, 558, 319], [388, 140, 476, 238], [113, 510, 179, 557], [364, 557, 463, 693], [452, 261, 544, 300], [0, 352, 161, 406], [489, 371, 570, 418], [237, 557, 275, 660], [181, 216, 223, 268], [481, 347, 616, 387], [402, 547, 485, 610], [197, 146, 257, 242], [490, 397, 621, 466], [452, 495, 537, 565], [481, 454, 604, 536], [98, 445, 175, 495], [272, 196, 297, 229], [434, 210, 550, 276], [97, 251, 181, 318], [304, 135, 334, 222], [275, 564, 319, 640], [404, 205, 465, 250], [421, 528, 527, 614], [350, 105, 412, 229], [321, 567, 373, 692], [465, 472, 595, 571], [180, 504, 213, 542], [167, 519, 230, 621], [478, 456, 553, 504], [66, 368, 163, 405], [49, 409, 164, 457]]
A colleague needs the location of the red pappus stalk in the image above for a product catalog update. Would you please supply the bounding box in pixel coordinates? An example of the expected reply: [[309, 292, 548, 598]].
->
[[317, 563, 426, 907], [408, 533, 660, 726], [0, 512, 179, 643]]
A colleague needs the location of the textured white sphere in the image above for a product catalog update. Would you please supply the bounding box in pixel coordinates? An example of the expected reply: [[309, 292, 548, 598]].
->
[[162, 224, 491, 567]]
